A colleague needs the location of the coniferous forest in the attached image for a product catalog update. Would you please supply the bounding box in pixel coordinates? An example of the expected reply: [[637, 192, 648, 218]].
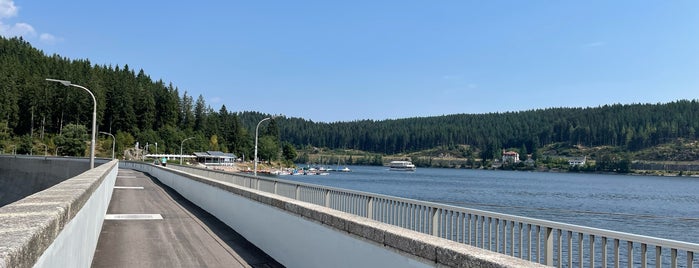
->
[[2, 37, 699, 166]]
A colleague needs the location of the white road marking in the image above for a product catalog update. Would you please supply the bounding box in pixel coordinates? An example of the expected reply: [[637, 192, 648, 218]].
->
[[114, 186, 144, 189], [105, 214, 163, 220]]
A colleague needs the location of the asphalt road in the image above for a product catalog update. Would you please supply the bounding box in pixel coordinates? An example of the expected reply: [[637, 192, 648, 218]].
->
[[91, 169, 283, 268]]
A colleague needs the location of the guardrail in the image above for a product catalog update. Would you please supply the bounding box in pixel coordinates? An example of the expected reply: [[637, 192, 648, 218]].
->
[[168, 164, 698, 268]]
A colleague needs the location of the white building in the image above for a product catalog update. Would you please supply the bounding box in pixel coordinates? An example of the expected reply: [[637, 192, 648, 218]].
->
[[502, 150, 520, 164], [568, 156, 587, 166]]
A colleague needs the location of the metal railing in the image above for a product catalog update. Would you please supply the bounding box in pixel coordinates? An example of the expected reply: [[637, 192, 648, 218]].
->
[[163, 164, 698, 268]]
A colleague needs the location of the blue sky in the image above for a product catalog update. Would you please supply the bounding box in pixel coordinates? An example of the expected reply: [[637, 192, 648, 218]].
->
[[2, 1, 698, 122]]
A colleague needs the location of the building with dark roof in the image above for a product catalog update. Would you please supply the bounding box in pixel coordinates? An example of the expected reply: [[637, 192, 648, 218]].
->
[[193, 151, 237, 166]]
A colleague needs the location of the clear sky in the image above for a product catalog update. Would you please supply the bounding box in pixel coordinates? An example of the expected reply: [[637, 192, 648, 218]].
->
[[2, 1, 698, 122]]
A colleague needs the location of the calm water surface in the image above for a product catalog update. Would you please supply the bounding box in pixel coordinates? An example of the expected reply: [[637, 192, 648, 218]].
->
[[278, 165, 699, 244]]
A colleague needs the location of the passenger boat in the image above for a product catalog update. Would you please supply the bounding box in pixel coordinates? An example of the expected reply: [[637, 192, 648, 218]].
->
[[388, 160, 416, 171]]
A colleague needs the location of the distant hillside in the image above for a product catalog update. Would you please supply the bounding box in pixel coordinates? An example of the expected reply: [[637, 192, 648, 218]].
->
[[239, 101, 699, 158]]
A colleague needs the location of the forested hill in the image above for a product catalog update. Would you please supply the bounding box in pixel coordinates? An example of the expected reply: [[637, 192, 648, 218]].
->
[[2, 37, 698, 160], [247, 100, 699, 157]]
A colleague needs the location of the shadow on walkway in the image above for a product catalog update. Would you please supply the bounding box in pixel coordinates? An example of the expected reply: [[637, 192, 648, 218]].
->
[[144, 173, 284, 268]]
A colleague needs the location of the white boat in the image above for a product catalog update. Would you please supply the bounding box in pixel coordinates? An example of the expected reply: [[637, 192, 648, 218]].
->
[[389, 161, 416, 171]]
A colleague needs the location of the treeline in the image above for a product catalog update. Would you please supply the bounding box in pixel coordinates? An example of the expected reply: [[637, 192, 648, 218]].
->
[[2, 37, 699, 162], [254, 101, 699, 157]]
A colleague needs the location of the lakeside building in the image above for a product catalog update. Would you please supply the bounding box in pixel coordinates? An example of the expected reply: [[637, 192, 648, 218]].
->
[[568, 156, 587, 166], [194, 151, 237, 166], [502, 150, 520, 164]]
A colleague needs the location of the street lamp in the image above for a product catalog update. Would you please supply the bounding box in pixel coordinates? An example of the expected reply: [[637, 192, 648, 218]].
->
[[46, 78, 97, 169], [100, 131, 115, 159], [254, 116, 278, 176], [180, 137, 194, 165]]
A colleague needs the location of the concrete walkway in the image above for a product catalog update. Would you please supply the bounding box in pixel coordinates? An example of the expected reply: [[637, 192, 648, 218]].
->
[[91, 169, 283, 268]]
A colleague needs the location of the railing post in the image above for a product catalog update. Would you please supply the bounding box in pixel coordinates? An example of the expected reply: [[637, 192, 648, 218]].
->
[[325, 189, 331, 207], [509, 220, 514, 256], [578, 233, 583, 268], [481, 216, 490, 249], [687, 251, 694, 268], [274, 181, 278, 194], [568, 231, 573, 268], [627, 241, 634, 268], [671, 248, 677, 268], [602, 237, 607, 268], [519, 222, 524, 258], [545, 227, 553, 266], [641, 243, 647, 268], [295, 185, 300, 200], [431, 208, 439, 236], [496, 219, 500, 253], [655, 246, 662, 268], [590, 235, 595, 268], [488, 217, 493, 251], [557, 230, 563, 268], [367, 197, 374, 220], [528, 224, 533, 261], [535, 225, 540, 263], [614, 239, 619, 268]]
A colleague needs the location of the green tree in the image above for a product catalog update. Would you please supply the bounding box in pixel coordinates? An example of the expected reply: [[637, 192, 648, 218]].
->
[[193, 95, 206, 132], [282, 142, 298, 162], [210, 135, 220, 151], [258, 136, 279, 163], [54, 124, 88, 156], [115, 131, 136, 158]]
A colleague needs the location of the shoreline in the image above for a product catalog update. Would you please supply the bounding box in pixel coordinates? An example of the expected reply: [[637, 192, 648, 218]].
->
[[194, 161, 699, 178]]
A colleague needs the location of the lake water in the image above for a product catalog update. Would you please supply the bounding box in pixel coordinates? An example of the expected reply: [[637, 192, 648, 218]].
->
[[277, 165, 699, 244]]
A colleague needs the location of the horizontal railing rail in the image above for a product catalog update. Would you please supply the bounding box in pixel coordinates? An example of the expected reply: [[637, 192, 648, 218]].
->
[[162, 164, 697, 268]]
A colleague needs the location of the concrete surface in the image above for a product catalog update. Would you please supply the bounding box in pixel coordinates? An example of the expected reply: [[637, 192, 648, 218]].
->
[[91, 169, 282, 268], [0, 159, 117, 268]]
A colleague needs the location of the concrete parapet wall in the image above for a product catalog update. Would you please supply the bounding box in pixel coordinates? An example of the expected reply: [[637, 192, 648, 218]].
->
[[0, 159, 118, 268], [123, 162, 544, 268], [0, 155, 108, 207]]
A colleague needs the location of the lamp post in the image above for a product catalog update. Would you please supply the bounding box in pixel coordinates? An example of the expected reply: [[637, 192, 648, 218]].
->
[[100, 131, 115, 159], [254, 116, 277, 176], [180, 137, 194, 165], [46, 78, 97, 169]]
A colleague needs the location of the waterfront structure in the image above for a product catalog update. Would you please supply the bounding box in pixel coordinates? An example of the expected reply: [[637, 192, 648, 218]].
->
[[194, 151, 237, 166], [502, 150, 520, 164]]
